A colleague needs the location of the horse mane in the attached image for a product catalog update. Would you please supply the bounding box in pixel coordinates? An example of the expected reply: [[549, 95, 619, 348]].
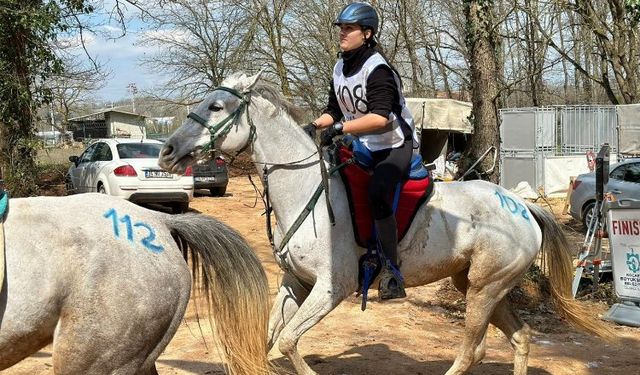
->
[[251, 82, 306, 124]]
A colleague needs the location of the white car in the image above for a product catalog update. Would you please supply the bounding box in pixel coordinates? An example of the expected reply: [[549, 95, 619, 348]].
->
[[65, 138, 194, 213]]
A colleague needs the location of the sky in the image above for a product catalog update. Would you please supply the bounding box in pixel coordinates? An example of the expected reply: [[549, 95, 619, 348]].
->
[[75, 1, 161, 102], [85, 28, 156, 102]]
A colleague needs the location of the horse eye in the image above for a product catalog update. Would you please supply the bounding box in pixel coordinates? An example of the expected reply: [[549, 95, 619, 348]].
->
[[208, 103, 223, 112]]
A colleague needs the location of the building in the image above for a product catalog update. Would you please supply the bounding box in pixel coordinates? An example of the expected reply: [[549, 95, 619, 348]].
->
[[35, 130, 74, 145], [68, 109, 147, 140], [147, 116, 176, 139]]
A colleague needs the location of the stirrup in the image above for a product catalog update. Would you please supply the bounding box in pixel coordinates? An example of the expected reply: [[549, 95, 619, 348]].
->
[[378, 266, 406, 300]]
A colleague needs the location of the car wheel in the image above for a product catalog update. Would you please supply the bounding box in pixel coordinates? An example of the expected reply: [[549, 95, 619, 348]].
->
[[65, 176, 75, 195], [210, 186, 227, 197], [582, 201, 596, 230], [171, 202, 189, 214], [98, 184, 107, 194]]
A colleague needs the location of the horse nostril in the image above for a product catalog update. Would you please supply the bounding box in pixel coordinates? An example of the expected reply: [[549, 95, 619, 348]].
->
[[161, 144, 174, 157]]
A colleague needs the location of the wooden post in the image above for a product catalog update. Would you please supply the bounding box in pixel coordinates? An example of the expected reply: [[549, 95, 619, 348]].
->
[[562, 176, 576, 215]]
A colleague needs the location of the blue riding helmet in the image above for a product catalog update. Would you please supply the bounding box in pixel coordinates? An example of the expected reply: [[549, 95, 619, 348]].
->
[[334, 2, 379, 34]]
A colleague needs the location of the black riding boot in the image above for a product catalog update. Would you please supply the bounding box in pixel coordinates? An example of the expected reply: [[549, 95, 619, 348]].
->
[[375, 215, 406, 300]]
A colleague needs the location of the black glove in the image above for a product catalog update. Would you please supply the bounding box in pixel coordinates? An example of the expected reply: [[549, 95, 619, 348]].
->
[[302, 122, 317, 138], [320, 122, 344, 146]]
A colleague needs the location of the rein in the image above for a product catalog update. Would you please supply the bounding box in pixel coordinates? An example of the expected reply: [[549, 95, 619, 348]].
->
[[264, 154, 352, 273], [244, 149, 328, 271]]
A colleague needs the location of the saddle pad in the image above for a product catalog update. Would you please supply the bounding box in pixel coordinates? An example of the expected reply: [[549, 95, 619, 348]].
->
[[0, 192, 7, 219], [337, 146, 433, 248], [0, 192, 6, 294], [349, 135, 429, 180]]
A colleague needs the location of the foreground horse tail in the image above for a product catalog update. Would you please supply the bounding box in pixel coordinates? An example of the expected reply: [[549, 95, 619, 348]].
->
[[526, 203, 616, 340], [165, 214, 271, 375]]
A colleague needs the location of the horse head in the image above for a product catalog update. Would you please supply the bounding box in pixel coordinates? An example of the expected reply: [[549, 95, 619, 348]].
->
[[159, 70, 263, 174]]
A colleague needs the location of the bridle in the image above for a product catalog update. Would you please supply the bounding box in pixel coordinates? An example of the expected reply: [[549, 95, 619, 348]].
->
[[186, 86, 256, 155], [186, 84, 338, 277], [186, 84, 319, 166]]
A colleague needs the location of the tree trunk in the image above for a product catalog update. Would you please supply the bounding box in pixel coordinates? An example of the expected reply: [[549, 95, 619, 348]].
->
[[525, 0, 542, 106], [556, 5, 570, 102], [397, 0, 424, 95], [462, 0, 501, 183], [434, 42, 452, 98], [426, 52, 437, 97]]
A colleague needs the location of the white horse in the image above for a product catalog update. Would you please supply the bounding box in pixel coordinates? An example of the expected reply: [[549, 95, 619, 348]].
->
[[0, 193, 270, 375], [159, 71, 614, 375]]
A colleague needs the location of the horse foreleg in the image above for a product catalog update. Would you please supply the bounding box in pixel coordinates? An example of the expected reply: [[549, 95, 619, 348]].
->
[[489, 298, 531, 375], [268, 273, 311, 350], [277, 280, 348, 375]]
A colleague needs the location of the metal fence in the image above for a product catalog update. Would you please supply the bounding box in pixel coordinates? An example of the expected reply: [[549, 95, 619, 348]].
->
[[558, 106, 618, 155], [499, 105, 618, 194]]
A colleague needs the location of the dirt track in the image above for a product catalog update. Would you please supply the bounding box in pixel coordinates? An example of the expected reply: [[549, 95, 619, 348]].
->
[[7, 177, 640, 374]]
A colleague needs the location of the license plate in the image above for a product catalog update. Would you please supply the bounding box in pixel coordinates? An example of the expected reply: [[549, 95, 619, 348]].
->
[[145, 170, 172, 178], [195, 176, 216, 182]]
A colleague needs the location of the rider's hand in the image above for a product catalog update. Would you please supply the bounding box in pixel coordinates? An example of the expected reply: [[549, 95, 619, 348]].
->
[[320, 122, 344, 146], [302, 122, 317, 138]]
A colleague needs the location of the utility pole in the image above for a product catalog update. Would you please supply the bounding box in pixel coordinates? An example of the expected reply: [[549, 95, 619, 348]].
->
[[49, 102, 56, 144], [50, 102, 55, 132], [127, 83, 138, 112]]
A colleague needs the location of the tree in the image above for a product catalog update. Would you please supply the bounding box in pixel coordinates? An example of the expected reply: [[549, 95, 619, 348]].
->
[[534, 0, 640, 104], [139, 0, 256, 102], [281, 0, 341, 111], [0, 0, 92, 196], [378, 0, 429, 96], [462, 0, 502, 183], [243, 0, 294, 96], [46, 55, 109, 131]]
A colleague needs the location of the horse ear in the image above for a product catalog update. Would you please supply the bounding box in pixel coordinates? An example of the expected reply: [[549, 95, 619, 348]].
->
[[245, 69, 265, 91]]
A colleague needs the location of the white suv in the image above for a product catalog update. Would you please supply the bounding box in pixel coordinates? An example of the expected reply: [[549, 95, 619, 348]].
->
[[65, 138, 194, 213]]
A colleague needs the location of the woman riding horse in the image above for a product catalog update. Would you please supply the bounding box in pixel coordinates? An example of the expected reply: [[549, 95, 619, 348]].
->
[[304, 2, 418, 300]]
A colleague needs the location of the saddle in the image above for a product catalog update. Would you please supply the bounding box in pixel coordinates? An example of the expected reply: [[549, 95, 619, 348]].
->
[[336, 137, 434, 248]]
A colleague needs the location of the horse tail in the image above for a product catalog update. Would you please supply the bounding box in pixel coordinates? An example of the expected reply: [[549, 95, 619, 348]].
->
[[165, 213, 271, 375], [525, 202, 616, 341]]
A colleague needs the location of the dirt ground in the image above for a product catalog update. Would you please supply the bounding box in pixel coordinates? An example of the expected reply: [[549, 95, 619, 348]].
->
[[7, 177, 640, 374]]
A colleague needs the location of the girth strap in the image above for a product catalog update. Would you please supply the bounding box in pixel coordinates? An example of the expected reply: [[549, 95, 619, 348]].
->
[[267, 158, 353, 272]]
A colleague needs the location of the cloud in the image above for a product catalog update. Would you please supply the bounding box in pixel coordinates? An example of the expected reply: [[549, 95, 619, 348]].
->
[[98, 24, 124, 35], [59, 1, 173, 101], [86, 29, 155, 60], [57, 32, 97, 50], [139, 28, 190, 44]]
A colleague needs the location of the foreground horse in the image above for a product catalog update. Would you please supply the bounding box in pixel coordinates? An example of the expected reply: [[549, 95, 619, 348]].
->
[[159, 71, 614, 375], [0, 193, 270, 375]]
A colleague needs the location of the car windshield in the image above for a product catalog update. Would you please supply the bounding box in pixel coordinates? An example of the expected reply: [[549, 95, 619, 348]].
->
[[116, 143, 162, 159]]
